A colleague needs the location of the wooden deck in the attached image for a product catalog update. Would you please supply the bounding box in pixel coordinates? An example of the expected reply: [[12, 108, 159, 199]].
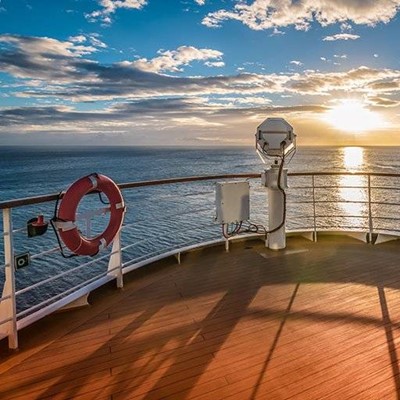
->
[[1, 235, 400, 400]]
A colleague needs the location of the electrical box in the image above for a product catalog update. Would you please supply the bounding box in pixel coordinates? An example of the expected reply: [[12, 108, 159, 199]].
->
[[215, 181, 250, 224], [14, 252, 30, 270]]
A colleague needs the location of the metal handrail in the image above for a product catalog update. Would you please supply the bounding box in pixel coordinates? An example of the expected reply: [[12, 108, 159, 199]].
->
[[0, 173, 261, 209], [2, 170, 400, 210], [2, 171, 400, 350]]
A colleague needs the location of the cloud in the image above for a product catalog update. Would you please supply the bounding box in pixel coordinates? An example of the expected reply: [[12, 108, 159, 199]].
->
[[205, 61, 225, 68], [86, 0, 147, 24], [290, 60, 303, 66], [207, 95, 272, 107], [68, 33, 107, 48], [1, 35, 400, 107], [68, 35, 87, 43], [0, 99, 328, 139], [366, 96, 400, 107], [202, 0, 400, 31], [87, 33, 107, 48], [0, 34, 100, 80], [0, 36, 279, 99], [195, 0, 206, 5], [0, 34, 98, 57], [368, 79, 400, 92], [323, 33, 360, 41], [340, 22, 352, 31], [125, 46, 224, 73], [286, 66, 400, 95]]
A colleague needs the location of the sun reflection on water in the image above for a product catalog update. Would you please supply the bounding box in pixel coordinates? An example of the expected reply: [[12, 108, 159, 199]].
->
[[338, 147, 367, 229], [343, 147, 364, 170]]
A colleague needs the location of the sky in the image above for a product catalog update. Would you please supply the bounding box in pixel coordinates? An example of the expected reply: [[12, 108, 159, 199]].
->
[[0, 0, 400, 146]]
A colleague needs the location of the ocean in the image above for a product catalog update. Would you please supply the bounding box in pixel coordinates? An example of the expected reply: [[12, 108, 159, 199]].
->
[[1, 146, 400, 313], [2, 146, 400, 202]]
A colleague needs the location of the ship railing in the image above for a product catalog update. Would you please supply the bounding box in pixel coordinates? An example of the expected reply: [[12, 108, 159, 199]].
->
[[1, 171, 400, 349]]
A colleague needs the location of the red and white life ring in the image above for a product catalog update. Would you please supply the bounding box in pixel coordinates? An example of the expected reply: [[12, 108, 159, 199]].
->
[[56, 174, 125, 256]]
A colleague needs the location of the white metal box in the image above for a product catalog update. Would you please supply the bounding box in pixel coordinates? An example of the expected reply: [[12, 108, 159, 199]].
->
[[215, 181, 250, 224]]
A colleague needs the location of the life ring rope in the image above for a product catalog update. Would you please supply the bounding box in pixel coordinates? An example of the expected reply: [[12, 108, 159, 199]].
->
[[53, 174, 125, 257]]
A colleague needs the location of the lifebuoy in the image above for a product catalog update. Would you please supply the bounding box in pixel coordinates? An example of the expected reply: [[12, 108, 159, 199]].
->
[[56, 174, 125, 256]]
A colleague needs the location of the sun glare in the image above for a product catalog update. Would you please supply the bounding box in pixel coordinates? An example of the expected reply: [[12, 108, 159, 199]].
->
[[323, 100, 385, 132]]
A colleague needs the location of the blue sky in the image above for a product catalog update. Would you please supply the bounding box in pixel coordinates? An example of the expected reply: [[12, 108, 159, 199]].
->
[[0, 0, 400, 146]]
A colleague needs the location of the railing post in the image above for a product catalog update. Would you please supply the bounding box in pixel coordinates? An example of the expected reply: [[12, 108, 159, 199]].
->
[[312, 175, 317, 242], [367, 174, 373, 243], [107, 231, 123, 288], [0, 208, 18, 349]]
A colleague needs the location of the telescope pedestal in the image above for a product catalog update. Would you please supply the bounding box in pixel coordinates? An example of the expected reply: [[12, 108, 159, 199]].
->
[[264, 165, 288, 250]]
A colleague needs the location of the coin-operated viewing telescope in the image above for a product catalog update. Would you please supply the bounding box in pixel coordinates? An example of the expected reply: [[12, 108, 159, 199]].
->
[[256, 117, 297, 250]]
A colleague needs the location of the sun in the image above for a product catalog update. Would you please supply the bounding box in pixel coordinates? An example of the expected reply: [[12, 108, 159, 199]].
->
[[323, 100, 385, 132]]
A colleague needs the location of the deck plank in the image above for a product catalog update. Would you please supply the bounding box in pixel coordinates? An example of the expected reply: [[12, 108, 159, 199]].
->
[[1, 236, 400, 400]]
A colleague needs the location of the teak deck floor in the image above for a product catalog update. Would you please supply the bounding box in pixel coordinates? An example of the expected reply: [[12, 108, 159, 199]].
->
[[1, 235, 400, 400]]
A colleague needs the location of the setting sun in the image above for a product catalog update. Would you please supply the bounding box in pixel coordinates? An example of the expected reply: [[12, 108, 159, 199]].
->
[[323, 100, 385, 132]]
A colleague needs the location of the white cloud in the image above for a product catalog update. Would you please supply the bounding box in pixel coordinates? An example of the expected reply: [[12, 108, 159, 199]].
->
[[0, 34, 98, 59], [86, 0, 147, 24], [68, 35, 87, 43], [366, 95, 400, 107], [286, 66, 400, 95], [374, 53, 379, 58], [320, 57, 327, 61], [270, 27, 285, 36], [205, 61, 225, 68], [340, 22, 352, 31], [290, 60, 303, 66], [2, 35, 400, 107], [323, 33, 360, 41], [128, 46, 224, 73], [0, 35, 102, 82], [68, 33, 107, 48], [202, 0, 400, 31], [171, 116, 223, 127], [195, 0, 206, 5], [334, 54, 347, 59], [208, 95, 272, 106], [0, 99, 328, 145]]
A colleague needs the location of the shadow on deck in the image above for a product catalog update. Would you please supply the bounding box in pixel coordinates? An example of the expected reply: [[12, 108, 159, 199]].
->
[[1, 234, 400, 400]]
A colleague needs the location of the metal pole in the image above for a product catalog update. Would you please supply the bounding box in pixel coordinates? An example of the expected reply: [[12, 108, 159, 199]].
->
[[107, 231, 123, 288], [312, 175, 317, 242], [367, 174, 373, 244], [0, 208, 18, 349]]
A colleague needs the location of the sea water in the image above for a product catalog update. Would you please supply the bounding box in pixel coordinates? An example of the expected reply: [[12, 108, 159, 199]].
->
[[1, 146, 400, 201], [1, 146, 400, 312]]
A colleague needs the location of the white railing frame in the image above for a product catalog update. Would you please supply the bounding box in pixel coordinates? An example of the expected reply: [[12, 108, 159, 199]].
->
[[367, 175, 374, 243], [1, 172, 400, 349], [311, 175, 317, 242], [0, 208, 18, 349]]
